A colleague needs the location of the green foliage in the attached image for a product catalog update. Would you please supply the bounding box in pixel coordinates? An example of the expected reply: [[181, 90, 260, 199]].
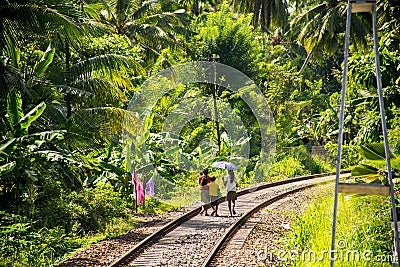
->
[[286, 189, 391, 266], [290, 147, 333, 174], [290, 0, 369, 61], [0, 183, 153, 266], [1, 0, 400, 265], [190, 2, 261, 79], [266, 146, 334, 181], [377, 0, 400, 52], [388, 105, 400, 154], [0, 90, 78, 212], [264, 62, 304, 145], [37, 183, 129, 234], [266, 156, 305, 180], [230, 0, 288, 31], [263, 56, 336, 147], [351, 143, 400, 185], [0, 212, 82, 267], [325, 141, 361, 168], [348, 49, 400, 102], [83, 34, 144, 61], [136, 197, 177, 214], [360, 143, 395, 161], [89, 0, 189, 60]]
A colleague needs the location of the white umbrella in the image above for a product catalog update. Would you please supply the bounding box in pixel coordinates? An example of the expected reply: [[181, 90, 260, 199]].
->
[[211, 161, 237, 170]]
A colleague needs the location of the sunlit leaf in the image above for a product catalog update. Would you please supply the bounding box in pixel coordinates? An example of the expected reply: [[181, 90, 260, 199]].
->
[[0, 161, 16, 175]]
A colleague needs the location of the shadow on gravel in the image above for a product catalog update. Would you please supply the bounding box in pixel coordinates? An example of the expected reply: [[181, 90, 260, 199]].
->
[[59, 258, 103, 267], [184, 219, 231, 229]]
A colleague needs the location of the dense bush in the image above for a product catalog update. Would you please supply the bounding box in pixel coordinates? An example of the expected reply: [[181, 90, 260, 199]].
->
[[136, 197, 177, 214], [266, 156, 305, 180], [265, 146, 334, 181], [37, 183, 129, 234], [0, 181, 179, 266], [1, 183, 133, 266], [0, 212, 82, 267], [325, 141, 361, 168]]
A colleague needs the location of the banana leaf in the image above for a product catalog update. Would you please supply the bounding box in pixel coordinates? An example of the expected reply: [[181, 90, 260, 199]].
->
[[352, 164, 379, 177], [0, 162, 16, 176], [0, 138, 16, 161], [19, 102, 46, 131], [360, 143, 396, 160], [352, 143, 399, 184]]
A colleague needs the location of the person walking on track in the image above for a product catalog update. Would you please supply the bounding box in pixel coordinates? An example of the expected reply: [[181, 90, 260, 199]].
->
[[223, 169, 237, 217], [199, 173, 211, 216], [208, 176, 220, 216]]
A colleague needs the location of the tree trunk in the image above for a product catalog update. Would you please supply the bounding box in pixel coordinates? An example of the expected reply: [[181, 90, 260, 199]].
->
[[65, 41, 72, 118], [192, 0, 200, 16], [212, 83, 221, 154], [0, 21, 7, 97], [299, 49, 314, 73]]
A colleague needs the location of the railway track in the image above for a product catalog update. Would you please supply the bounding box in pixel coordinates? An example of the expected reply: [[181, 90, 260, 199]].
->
[[109, 172, 349, 267]]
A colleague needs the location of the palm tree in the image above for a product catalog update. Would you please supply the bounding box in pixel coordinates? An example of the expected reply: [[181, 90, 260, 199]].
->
[[0, 1, 143, 189], [0, 0, 87, 119], [230, 0, 289, 32], [0, 1, 83, 50], [290, 0, 370, 72], [178, 0, 221, 16], [91, 0, 189, 60]]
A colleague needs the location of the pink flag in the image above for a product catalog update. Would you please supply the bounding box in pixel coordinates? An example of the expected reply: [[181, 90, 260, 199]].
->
[[146, 176, 155, 197], [132, 170, 145, 204]]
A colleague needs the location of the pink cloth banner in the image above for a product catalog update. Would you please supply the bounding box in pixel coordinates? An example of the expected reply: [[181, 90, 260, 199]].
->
[[132, 170, 145, 204]]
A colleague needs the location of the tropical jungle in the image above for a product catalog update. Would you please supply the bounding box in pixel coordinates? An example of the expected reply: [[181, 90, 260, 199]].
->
[[0, 0, 399, 266]]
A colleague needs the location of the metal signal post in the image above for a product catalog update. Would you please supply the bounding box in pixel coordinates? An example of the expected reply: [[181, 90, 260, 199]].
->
[[330, 1, 400, 266]]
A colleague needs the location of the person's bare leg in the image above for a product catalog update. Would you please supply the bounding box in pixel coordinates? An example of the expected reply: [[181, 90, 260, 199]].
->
[[232, 200, 236, 215], [211, 204, 216, 216], [228, 200, 233, 216]]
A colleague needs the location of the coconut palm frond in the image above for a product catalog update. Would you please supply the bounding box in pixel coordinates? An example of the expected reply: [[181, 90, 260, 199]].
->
[[70, 54, 143, 93], [82, 2, 104, 21], [116, 0, 132, 17], [271, 0, 288, 28], [290, 2, 326, 26], [145, 10, 188, 32], [34, 103, 67, 131], [3, 66, 29, 95], [73, 78, 127, 105], [41, 5, 84, 42], [128, 23, 179, 49], [0, 3, 84, 48], [230, 0, 288, 31], [290, 1, 370, 61], [58, 85, 95, 98], [68, 107, 142, 145], [71, 54, 133, 78], [94, 0, 186, 59], [350, 13, 370, 50], [132, 0, 159, 20]]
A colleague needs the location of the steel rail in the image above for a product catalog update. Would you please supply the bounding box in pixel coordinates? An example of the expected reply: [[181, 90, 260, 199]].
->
[[200, 180, 333, 267], [109, 171, 348, 267]]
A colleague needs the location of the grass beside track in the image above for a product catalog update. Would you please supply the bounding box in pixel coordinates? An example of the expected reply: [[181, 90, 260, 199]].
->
[[284, 184, 392, 266]]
